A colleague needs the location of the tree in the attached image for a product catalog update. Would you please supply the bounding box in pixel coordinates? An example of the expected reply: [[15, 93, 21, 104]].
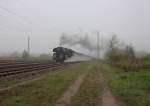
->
[[124, 45, 135, 60], [105, 35, 136, 63], [105, 35, 120, 62]]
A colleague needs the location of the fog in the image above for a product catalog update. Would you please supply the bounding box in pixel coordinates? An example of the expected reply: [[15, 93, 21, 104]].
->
[[0, 0, 150, 55]]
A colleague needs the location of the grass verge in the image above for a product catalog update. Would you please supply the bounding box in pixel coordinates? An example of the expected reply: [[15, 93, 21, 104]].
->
[[70, 63, 102, 106], [0, 63, 87, 106], [99, 62, 150, 106]]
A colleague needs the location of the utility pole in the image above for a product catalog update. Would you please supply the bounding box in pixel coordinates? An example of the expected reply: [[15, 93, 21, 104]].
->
[[97, 31, 100, 59], [27, 36, 30, 55]]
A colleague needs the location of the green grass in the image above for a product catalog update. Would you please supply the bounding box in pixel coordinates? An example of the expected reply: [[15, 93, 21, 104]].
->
[[1, 61, 149, 106], [99, 62, 150, 106], [70, 63, 102, 106], [0, 63, 87, 106]]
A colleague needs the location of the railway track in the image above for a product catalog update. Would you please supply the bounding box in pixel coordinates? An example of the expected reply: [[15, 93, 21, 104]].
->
[[0, 60, 69, 78]]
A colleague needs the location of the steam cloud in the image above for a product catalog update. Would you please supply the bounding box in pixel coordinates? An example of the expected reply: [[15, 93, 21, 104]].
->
[[60, 33, 97, 52]]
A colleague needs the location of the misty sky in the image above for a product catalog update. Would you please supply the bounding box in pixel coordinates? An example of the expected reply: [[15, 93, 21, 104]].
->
[[0, 0, 150, 54]]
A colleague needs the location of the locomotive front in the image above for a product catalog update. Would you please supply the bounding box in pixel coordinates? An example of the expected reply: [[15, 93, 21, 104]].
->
[[53, 47, 74, 62]]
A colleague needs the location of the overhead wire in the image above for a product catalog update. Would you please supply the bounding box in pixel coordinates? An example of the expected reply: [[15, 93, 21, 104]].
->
[[0, 3, 33, 34], [0, 5, 30, 25]]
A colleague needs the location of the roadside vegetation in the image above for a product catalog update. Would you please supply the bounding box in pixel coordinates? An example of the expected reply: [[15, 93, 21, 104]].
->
[[99, 62, 150, 106], [0, 63, 87, 106], [105, 35, 150, 71], [102, 35, 150, 106]]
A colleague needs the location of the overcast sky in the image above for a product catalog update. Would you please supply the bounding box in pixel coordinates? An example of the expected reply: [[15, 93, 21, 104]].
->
[[0, 0, 150, 54]]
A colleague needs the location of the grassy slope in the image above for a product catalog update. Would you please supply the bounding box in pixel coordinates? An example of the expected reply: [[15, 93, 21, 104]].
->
[[99, 62, 150, 106], [70, 63, 102, 106], [0, 63, 87, 106]]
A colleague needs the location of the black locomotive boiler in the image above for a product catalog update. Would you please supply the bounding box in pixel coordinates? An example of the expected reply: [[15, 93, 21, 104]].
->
[[53, 47, 74, 62]]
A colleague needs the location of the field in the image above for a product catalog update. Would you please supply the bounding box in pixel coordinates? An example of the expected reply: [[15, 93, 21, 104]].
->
[[100, 62, 150, 106], [0, 61, 150, 106]]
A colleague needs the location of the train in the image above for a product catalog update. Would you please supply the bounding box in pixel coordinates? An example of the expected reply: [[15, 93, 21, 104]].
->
[[53, 47, 74, 62]]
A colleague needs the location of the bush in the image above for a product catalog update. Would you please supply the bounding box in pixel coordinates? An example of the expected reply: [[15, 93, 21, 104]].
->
[[112, 60, 150, 71]]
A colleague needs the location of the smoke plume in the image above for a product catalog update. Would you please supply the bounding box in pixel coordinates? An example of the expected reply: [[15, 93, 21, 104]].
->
[[60, 32, 97, 52]]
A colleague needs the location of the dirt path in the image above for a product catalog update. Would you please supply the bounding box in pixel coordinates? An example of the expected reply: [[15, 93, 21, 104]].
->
[[98, 72, 119, 106], [101, 86, 118, 106], [54, 74, 86, 106]]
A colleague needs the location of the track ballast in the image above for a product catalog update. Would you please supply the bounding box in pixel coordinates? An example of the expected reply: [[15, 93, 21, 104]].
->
[[0, 60, 69, 78]]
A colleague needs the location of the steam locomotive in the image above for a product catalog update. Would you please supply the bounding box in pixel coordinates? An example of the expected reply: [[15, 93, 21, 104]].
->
[[53, 47, 74, 62]]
